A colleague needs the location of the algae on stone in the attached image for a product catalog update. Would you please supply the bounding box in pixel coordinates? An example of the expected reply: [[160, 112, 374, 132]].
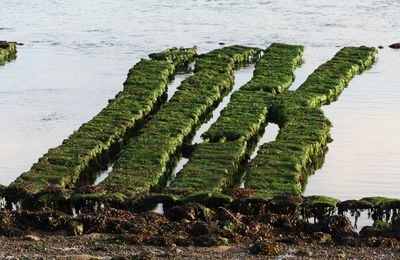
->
[[10, 47, 197, 196]]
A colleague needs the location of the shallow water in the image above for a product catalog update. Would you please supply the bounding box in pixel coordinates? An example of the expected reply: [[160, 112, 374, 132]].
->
[[0, 1, 399, 199]]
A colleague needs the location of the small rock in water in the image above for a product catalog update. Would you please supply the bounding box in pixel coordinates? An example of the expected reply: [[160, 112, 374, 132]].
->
[[0, 41, 9, 49], [218, 42, 226, 45], [378, 45, 384, 49], [389, 43, 400, 49]]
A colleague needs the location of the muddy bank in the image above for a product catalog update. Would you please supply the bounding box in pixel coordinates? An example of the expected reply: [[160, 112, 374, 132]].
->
[[1, 194, 399, 258]]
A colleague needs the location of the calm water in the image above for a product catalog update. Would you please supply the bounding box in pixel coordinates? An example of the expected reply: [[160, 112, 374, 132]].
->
[[0, 1, 399, 199]]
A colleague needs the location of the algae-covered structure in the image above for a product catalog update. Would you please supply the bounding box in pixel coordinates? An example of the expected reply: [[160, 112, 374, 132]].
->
[[3, 43, 393, 218]]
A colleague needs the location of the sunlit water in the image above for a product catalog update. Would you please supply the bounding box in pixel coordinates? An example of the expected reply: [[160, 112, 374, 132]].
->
[[0, 1, 399, 199]]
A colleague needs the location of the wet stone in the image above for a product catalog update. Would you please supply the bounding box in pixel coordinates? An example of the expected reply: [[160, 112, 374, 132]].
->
[[189, 221, 210, 236], [68, 221, 84, 236], [312, 231, 332, 244], [0, 40, 9, 49], [389, 43, 400, 49], [165, 203, 214, 222], [319, 215, 356, 238], [248, 241, 283, 256]]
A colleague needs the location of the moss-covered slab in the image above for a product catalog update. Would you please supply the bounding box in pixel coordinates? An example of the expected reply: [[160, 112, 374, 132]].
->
[[245, 46, 377, 199], [296, 46, 377, 107], [9, 47, 197, 197], [166, 43, 303, 198], [167, 140, 248, 195], [96, 46, 261, 198], [149, 46, 197, 65]]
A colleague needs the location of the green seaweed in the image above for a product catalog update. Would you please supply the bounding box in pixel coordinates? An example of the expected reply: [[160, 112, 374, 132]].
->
[[245, 46, 377, 199], [167, 43, 304, 197], [10, 47, 197, 196], [96, 45, 261, 198], [0, 41, 17, 65], [149, 46, 197, 65], [168, 140, 248, 195]]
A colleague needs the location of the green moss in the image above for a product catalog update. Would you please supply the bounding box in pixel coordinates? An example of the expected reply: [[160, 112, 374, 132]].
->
[[11, 50, 196, 195], [167, 140, 248, 195], [245, 46, 376, 199], [97, 46, 261, 198], [304, 195, 339, 209], [149, 46, 197, 65], [296, 46, 377, 107], [166, 43, 303, 198]]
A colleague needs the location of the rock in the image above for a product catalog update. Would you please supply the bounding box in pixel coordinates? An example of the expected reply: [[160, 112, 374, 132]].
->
[[165, 203, 213, 222], [193, 234, 224, 247], [378, 45, 384, 49], [389, 43, 400, 49], [248, 241, 283, 256], [0, 41, 9, 49], [366, 237, 400, 247], [337, 251, 347, 259], [312, 232, 332, 244], [295, 250, 313, 257], [319, 215, 356, 238], [390, 217, 400, 238], [189, 221, 210, 236], [68, 221, 84, 236], [25, 234, 40, 241], [218, 42, 226, 45]]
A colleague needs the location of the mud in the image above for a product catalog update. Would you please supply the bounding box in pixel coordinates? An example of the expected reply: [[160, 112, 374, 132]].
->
[[1, 194, 399, 258]]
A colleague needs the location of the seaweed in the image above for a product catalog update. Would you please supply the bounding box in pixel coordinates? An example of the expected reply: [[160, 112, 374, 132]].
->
[[245, 46, 377, 199], [149, 46, 197, 66], [167, 140, 248, 195], [94, 45, 261, 200], [9, 47, 197, 197], [0, 41, 17, 65], [167, 43, 304, 197]]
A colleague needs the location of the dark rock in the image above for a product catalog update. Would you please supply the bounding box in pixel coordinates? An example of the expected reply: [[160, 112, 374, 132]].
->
[[193, 234, 224, 247], [360, 226, 379, 238], [389, 43, 400, 49], [319, 215, 356, 238], [295, 250, 313, 257], [218, 42, 226, 45], [336, 235, 358, 246], [366, 237, 399, 247], [189, 221, 210, 236], [68, 221, 84, 236], [312, 231, 332, 244], [165, 203, 213, 222], [378, 46, 384, 49], [0, 41, 9, 49], [390, 217, 400, 238], [248, 241, 283, 256]]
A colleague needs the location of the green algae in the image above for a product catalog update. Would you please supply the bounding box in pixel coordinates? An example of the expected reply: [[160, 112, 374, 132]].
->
[[149, 46, 197, 65], [166, 43, 304, 197], [5, 44, 381, 209], [95, 45, 260, 198], [10, 48, 196, 197], [167, 140, 248, 195], [295, 46, 377, 107], [0, 41, 17, 65], [245, 46, 377, 199]]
